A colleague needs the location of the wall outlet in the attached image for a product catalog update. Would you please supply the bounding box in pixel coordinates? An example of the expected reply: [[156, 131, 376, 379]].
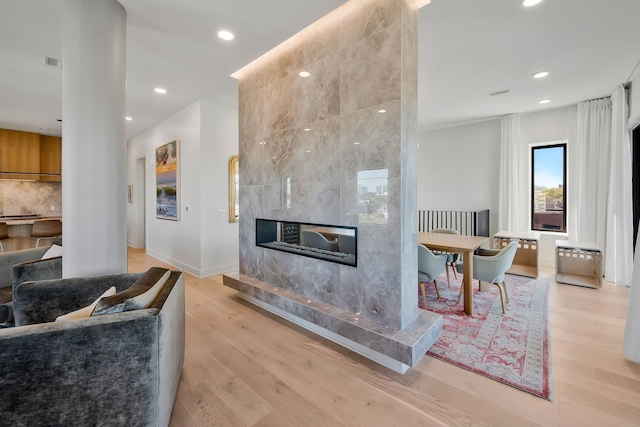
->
[[50, 206, 55, 211]]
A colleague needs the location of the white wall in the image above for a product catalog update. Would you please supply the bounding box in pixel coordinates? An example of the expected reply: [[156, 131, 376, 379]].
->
[[417, 106, 577, 267], [126, 99, 239, 277], [199, 100, 239, 276], [417, 118, 501, 235]]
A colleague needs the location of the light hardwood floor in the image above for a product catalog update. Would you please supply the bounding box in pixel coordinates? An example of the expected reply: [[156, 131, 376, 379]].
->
[[127, 248, 640, 426]]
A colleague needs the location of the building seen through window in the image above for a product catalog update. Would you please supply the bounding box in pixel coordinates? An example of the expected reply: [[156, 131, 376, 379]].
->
[[531, 144, 566, 232]]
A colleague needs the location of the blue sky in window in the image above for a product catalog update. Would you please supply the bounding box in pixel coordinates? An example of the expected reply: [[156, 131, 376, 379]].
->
[[534, 146, 563, 188]]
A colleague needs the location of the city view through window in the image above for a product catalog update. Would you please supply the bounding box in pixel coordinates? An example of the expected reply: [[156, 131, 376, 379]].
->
[[532, 144, 566, 232]]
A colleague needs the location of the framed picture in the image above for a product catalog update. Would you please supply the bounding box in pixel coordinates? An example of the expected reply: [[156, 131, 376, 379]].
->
[[127, 184, 133, 204], [156, 139, 180, 221]]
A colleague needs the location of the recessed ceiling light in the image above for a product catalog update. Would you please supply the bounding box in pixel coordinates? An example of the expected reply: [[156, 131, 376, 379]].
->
[[538, 99, 551, 104], [125, 117, 132, 121], [154, 88, 167, 94], [218, 30, 234, 41], [378, 109, 386, 113], [523, 0, 543, 6], [533, 71, 549, 79], [299, 71, 310, 77]]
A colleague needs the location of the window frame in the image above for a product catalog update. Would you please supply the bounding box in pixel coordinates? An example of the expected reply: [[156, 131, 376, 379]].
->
[[530, 142, 567, 233]]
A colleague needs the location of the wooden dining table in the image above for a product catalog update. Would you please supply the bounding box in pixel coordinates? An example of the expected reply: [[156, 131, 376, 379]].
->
[[418, 232, 489, 316]]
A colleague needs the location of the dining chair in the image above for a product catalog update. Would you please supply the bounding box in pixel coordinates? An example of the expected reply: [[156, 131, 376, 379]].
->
[[417, 243, 447, 309], [300, 230, 339, 252], [431, 228, 460, 286], [456, 240, 518, 314], [31, 219, 62, 248]]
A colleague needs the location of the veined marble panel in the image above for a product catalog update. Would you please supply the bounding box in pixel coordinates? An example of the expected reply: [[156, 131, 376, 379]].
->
[[339, 100, 402, 181], [239, 86, 264, 143], [291, 52, 340, 129], [289, 181, 340, 225], [340, 0, 401, 47], [239, 231, 264, 281], [239, 138, 267, 187], [264, 248, 340, 301], [340, 26, 401, 115]]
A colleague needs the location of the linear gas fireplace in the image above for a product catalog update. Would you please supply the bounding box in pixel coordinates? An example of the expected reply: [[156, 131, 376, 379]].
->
[[256, 218, 357, 267]]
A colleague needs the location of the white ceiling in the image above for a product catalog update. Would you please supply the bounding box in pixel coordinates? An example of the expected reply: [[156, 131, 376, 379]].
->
[[1, 0, 639, 140]]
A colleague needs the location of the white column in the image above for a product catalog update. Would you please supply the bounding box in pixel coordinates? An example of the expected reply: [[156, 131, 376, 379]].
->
[[62, 0, 127, 277]]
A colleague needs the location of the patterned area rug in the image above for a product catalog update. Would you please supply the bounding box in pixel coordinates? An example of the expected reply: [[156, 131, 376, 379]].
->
[[419, 273, 553, 401]]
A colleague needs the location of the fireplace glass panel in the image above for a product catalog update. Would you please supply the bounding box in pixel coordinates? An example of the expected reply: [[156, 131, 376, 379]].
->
[[256, 219, 357, 267]]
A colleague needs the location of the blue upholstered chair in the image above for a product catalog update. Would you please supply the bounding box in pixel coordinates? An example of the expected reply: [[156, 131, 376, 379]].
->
[[456, 240, 518, 314], [300, 230, 339, 252], [431, 228, 460, 286], [417, 244, 447, 309]]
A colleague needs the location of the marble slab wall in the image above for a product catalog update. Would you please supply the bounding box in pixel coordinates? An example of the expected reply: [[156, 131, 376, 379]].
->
[[238, 0, 418, 330], [0, 181, 62, 217]]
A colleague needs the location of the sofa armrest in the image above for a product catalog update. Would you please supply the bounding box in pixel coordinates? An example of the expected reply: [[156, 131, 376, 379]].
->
[[12, 256, 62, 298], [13, 272, 143, 326], [0, 247, 49, 289], [0, 310, 160, 425]]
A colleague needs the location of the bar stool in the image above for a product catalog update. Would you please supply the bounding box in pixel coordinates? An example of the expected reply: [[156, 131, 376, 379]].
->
[[31, 219, 62, 247], [0, 222, 9, 252]]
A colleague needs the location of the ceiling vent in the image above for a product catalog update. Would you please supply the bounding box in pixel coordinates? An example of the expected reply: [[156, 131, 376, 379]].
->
[[43, 56, 61, 68], [490, 89, 510, 96]]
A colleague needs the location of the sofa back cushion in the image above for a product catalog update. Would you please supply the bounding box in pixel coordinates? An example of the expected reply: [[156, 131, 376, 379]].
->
[[92, 267, 170, 316]]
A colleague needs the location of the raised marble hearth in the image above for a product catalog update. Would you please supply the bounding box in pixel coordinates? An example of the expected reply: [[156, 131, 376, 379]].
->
[[223, 272, 442, 372]]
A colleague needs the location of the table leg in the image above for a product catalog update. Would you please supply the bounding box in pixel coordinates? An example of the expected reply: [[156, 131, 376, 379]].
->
[[463, 250, 474, 316]]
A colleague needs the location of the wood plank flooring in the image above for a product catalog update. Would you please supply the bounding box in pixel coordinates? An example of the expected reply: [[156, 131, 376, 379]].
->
[[127, 248, 640, 426]]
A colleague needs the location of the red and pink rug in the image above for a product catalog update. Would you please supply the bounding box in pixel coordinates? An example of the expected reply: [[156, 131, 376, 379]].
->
[[419, 273, 553, 401]]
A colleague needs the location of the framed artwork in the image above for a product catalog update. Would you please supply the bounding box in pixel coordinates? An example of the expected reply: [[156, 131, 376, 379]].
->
[[228, 155, 239, 223], [127, 184, 133, 203], [156, 139, 180, 221]]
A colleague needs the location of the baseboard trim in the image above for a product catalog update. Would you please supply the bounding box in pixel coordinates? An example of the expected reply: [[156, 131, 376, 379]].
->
[[145, 249, 199, 277]]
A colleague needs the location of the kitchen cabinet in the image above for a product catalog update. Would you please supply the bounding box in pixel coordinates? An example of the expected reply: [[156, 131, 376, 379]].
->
[[39, 135, 62, 182], [0, 129, 40, 180]]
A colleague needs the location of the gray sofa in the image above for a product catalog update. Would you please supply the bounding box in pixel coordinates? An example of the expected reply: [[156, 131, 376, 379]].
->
[[0, 267, 185, 427], [0, 245, 62, 325]]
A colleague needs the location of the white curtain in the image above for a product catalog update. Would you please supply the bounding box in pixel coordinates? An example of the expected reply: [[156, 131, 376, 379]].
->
[[498, 114, 522, 231], [573, 98, 611, 255], [605, 86, 633, 285]]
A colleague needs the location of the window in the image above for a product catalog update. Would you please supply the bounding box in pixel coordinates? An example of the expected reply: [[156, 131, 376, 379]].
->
[[531, 143, 566, 232]]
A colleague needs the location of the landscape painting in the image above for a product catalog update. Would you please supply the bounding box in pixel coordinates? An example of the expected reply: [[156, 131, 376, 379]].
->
[[156, 139, 179, 221]]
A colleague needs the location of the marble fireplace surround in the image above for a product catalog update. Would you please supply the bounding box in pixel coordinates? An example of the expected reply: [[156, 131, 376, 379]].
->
[[223, 0, 441, 372]]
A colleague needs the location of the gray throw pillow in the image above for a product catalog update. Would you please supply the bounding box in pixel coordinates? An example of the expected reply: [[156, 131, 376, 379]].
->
[[92, 267, 170, 316]]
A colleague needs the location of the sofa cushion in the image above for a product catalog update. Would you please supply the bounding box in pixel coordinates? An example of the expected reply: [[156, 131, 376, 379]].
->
[[55, 286, 116, 322], [92, 267, 170, 315], [40, 244, 62, 260]]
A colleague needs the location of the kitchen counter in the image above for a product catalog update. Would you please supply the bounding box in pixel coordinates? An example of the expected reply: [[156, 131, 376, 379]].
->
[[4, 216, 61, 225]]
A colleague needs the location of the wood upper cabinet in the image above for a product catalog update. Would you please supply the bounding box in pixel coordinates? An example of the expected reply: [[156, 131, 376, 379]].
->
[[0, 129, 40, 180], [39, 135, 62, 182]]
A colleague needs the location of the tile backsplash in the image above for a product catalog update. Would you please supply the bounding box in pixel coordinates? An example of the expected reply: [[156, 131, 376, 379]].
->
[[0, 181, 62, 217]]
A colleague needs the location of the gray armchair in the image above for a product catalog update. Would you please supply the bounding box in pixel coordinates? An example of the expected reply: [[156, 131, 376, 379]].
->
[[0, 246, 62, 325], [418, 244, 447, 309], [457, 240, 518, 314]]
